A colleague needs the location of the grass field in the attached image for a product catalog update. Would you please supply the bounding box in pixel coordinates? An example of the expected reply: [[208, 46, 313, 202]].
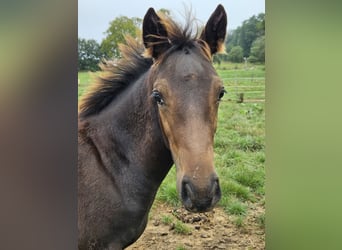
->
[[78, 61, 265, 226]]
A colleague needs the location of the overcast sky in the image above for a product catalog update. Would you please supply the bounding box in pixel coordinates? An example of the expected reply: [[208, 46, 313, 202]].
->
[[78, 0, 265, 42]]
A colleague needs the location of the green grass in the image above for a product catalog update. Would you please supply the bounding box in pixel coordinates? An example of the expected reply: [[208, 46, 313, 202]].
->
[[233, 215, 245, 228], [215, 62, 265, 102], [225, 199, 248, 215], [220, 179, 253, 201], [160, 214, 191, 235], [78, 62, 265, 225], [174, 220, 192, 235], [176, 245, 187, 250], [155, 168, 180, 206], [232, 165, 264, 191], [78, 71, 99, 98], [161, 215, 173, 225]]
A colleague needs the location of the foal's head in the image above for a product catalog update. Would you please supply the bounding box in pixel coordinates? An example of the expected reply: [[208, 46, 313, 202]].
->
[[143, 5, 227, 212]]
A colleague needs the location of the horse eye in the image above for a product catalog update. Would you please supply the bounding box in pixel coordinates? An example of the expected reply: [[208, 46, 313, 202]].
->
[[151, 91, 164, 105], [218, 88, 226, 101]]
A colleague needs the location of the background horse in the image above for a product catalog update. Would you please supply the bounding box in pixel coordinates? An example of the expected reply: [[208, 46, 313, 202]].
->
[[78, 4, 227, 249]]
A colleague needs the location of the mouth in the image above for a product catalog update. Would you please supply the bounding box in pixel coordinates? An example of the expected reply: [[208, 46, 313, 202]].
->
[[183, 203, 214, 213], [181, 186, 219, 213]]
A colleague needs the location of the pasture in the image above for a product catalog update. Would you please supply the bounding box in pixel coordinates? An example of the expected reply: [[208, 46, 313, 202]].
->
[[78, 61, 265, 249]]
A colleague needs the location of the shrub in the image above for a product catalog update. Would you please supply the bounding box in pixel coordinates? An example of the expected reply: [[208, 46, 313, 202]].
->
[[228, 46, 244, 63]]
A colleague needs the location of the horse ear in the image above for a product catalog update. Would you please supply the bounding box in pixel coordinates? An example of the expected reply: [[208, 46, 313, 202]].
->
[[143, 8, 170, 59], [200, 4, 227, 55]]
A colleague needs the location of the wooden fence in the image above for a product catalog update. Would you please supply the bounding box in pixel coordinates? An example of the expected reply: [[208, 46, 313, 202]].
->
[[222, 77, 265, 103]]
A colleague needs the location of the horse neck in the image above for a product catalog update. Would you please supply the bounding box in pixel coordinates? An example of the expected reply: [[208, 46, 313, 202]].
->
[[88, 71, 173, 185]]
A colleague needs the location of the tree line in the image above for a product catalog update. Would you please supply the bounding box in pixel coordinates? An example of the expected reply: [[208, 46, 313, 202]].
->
[[78, 11, 265, 71], [224, 13, 265, 63]]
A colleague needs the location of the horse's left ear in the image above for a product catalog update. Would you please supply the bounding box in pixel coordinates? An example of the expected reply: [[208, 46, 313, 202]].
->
[[200, 4, 227, 55], [143, 8, 170, 59]]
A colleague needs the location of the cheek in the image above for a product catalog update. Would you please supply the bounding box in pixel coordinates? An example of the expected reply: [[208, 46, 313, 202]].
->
[[208, 105, 219, 134], [213, 108, 219, 129], [158, 111, 175, 144], [158, 110, 184, 153], [159, 111, 169, 131]]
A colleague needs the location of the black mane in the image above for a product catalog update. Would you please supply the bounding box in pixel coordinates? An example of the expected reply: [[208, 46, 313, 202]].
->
[[78, 37, 153, 118]]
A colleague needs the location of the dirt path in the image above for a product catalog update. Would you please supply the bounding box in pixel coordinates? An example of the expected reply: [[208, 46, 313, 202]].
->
[[127, 202, 265, 250]]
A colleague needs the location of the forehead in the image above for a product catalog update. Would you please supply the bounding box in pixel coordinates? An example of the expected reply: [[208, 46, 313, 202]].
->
[[157, 47, 219, 88]]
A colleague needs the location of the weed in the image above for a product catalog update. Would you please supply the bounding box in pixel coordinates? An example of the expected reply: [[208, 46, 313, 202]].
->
[[225, 200, 247, 215], [233, 215, 245, 228], [174, 220, 192, 235], [161, 215, 173, 225], [176, 245, 187, 250]]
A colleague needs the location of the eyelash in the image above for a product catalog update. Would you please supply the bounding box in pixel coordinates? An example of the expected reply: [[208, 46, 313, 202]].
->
[[151, 90, 164, 105], [218, 88, 226, 101]]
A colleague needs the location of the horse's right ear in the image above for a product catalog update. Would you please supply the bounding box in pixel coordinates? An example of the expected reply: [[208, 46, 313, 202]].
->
[[143, 8, 170, 59]]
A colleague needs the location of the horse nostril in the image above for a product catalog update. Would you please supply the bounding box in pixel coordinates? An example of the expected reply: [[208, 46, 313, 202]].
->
[[211, 179, 221, 205], [181, 176, 221, 212], [181, 180, 195, 209], [181, 182, 193, 200]]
